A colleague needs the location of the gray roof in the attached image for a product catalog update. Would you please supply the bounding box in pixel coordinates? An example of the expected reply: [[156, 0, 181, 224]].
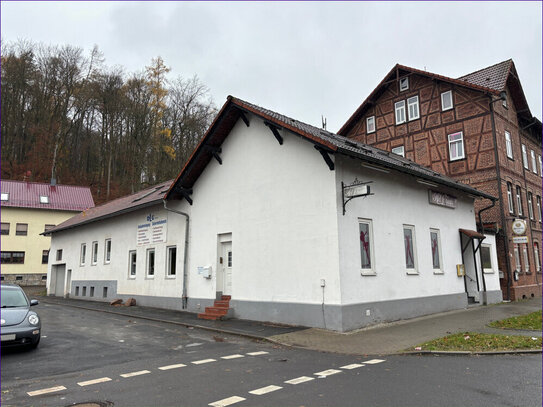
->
[[458, 59, 512, 91]]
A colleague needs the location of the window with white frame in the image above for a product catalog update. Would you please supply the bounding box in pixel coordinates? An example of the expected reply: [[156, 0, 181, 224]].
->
[[507, 183, 514, 213], [146, 248, 155, 277], [92, 241, 98, 265], [481, 244, 493, 273], [399, 77, 409, 91], [430, 229, 442, 272], [528, 192, 534, 220], [513, 246, 521, 272], [516, 186, 523, 216], [505, 131, 513, 159], [534, 243, 541, 273], [539, 155, 542, 176], [80, 243, 86, 266], [167, 246, 177, 277], [392, 146, 405, 157], [403, 225, 417, 273], [441, 90, 453, 111], [366, 116, 376, 133], [522, 244, 530, 273], [128, 251, 137, 278], [448, 132, 465, 161], [56, 249, 63, 261], [359, 219, 374, 273], [104, 239, 111, 264], [531, 150, 537, 173], [522, 145, 528, 169], [537, 196, 542, 222], [395, 101, 406, 124], [407, 96, 420, 121]]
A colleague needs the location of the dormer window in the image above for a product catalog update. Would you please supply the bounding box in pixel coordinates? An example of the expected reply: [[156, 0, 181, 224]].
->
[[39, 195, 49, 204], [399, 77, 409, 92], [1, 193, 9, 201]]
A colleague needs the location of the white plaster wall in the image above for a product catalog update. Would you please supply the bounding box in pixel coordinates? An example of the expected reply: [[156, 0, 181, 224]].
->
[[186, 115, 341, 305], [335, 155, 482, 304], [47, 204, 187, 299]]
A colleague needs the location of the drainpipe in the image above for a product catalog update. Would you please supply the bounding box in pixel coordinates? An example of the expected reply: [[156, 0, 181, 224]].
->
[[478, 199, 496, 235], [489, 97, 512, 301], [163, 200, 190, 309]]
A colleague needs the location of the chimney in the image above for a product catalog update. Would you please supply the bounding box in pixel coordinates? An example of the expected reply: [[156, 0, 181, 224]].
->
[[50, 178, 57, 186]]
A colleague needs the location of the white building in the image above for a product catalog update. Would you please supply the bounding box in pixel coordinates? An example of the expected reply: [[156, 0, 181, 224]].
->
[[46, 96, 502, 332]]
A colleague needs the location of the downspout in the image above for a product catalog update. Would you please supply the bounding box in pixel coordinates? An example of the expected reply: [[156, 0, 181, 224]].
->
[[489, 98, 512, 301], [163, 200, 190, 309]]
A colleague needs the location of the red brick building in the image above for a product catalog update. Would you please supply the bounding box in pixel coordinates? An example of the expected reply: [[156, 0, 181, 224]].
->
[[339, 60, 542, 300]]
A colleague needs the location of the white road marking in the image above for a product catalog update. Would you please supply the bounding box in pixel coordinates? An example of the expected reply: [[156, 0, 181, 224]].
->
[[341, 363, 365, 370], [285, 376, 315, 385], [221, 354, 245, 360], [363, 359, 386, 364], [246, 351, 269, 356], [192, 358, 216, 365], [158, 363, 187, 370], [209, 396, 246, 407], [186, 342, 203, 347], [314, 369, 342, 377], [120, 370, 151, 378], [77, 377, 112, 386], [27, 386, 66, 396], [249, 385, 282, 395]]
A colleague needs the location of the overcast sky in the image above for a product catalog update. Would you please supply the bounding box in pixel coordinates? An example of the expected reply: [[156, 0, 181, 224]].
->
[[2, 1, 541, 131]]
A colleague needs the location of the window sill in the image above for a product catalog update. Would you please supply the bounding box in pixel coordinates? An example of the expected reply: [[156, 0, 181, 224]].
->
[[448, 157, 466, 163], [406, 270, 419, 275], [433, 270, 444, 275], [442, 107, 453, 112], [145, 275, 155, 280], [166, 275, 176, 279], [361, 271, 376, 276], [506, 156, 514, 161]]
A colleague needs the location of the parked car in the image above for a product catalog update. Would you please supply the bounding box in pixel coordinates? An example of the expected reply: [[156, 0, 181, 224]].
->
[[1, 284, 41, 349]]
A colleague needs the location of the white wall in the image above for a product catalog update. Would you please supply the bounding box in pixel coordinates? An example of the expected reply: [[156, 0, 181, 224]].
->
[[335, 155, 484, 305]]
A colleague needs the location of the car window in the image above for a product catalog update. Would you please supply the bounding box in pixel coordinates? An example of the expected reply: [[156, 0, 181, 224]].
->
[[1, 288, 29, 307]]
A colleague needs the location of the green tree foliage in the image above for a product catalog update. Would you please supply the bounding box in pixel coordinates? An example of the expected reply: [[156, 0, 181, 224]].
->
[[1, 40, 217, 203]]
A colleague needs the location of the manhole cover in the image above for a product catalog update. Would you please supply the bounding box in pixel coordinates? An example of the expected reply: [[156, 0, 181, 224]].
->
[[66, 402, 113, 407]]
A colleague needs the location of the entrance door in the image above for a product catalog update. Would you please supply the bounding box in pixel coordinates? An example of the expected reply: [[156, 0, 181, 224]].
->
[[222, 242, 232, 295], [460, 235, 480, 303], [53, 265, 66, 297]]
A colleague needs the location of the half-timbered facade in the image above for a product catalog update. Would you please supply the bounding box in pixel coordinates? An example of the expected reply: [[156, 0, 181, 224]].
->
[[339, 60, 542, 300]]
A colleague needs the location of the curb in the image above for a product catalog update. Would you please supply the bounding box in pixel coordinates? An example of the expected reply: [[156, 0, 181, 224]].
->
[[399, 349, 542, 356]]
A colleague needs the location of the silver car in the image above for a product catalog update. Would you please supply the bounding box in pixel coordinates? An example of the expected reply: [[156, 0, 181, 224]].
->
[[1, 284, 41, 349]]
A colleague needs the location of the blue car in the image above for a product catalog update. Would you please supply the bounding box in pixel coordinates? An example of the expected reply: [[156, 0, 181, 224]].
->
[[1, 284, 41, 349]]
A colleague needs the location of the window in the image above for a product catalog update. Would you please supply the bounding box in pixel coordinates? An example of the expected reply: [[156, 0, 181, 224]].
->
[[104, 239, 112, 264], [42, 250, 49, 264], [167, 246, 177, 277], [80, 244, 86, 266], [507, 183, 514, 214], [56, 249, 63, 261], [516, 186, 523, 216], [528, 192, 534, 220], [1, 222, 9, 235], [403, 225, 417, 273], [90, 287, 95, 297], [513, 245, 521, 272], [505, 131, 513, 159], [75, 286, 80, 296], [481, 244, 493, 273], [228, 251, 233, 267], [534, 243, 541, 273], [16, 276, 22, 281], [539, 155, 542, 176], [407, 96, 420, 121], [44, 224, 55, 232], [103, 287, 108, 298], [399, 77, 409, 91], [82, 286, 87, 296], [395, 101, 406, 124], [366, 116, 376, 133], [16, 223, 28, 236], [0, 251, 25, 264], [522, 244, 530, 273], [147, 249, 155, 277], [430, 229, 442, 272], [537, 196, 542, 222], [1, 192, 9, 201], [129, 250, 137, 278], [92, 241, 98, 265], [39, 195, 49, 204], [359, 219, 374, 274], [441, 91, 453, 111], [522, 145, 528, 169], [502, 93, 507, 108], [448, 132, 465, 161], [392, 146, 405, 157], [531, 150, 537, 173]]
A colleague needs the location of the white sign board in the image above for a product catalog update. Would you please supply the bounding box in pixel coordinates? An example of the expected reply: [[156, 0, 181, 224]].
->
[[512, 219, 527, 236], [512, 236, 528, 244], [137, 213, 167, 246], [345, 184, 370, 198], [429, 190, 457, 209]]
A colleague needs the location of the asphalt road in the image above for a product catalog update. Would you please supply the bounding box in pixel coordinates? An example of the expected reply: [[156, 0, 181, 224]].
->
[[1, 302, 541, 407]]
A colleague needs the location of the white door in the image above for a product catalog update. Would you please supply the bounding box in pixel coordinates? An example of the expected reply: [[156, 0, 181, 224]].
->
[[54, 265, 66, 297], [222, 242, 232, 295]]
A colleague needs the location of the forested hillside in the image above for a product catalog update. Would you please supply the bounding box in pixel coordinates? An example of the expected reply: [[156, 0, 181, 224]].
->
[[1, 40, 217, 204]]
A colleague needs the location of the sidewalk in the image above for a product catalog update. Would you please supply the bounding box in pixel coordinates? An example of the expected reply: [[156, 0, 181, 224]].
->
[[40, 295, 542, 355]]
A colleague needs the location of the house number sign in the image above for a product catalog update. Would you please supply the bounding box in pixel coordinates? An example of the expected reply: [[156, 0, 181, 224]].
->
[[429, 190, 457, 209]]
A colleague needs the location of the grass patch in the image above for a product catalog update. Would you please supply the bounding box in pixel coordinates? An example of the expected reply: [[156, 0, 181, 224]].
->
[[413, 332, 542, 352], [488, 310, 542, 331]]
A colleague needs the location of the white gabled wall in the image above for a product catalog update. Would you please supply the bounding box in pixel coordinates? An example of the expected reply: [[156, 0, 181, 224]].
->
[[186, 115, 341, 306]]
